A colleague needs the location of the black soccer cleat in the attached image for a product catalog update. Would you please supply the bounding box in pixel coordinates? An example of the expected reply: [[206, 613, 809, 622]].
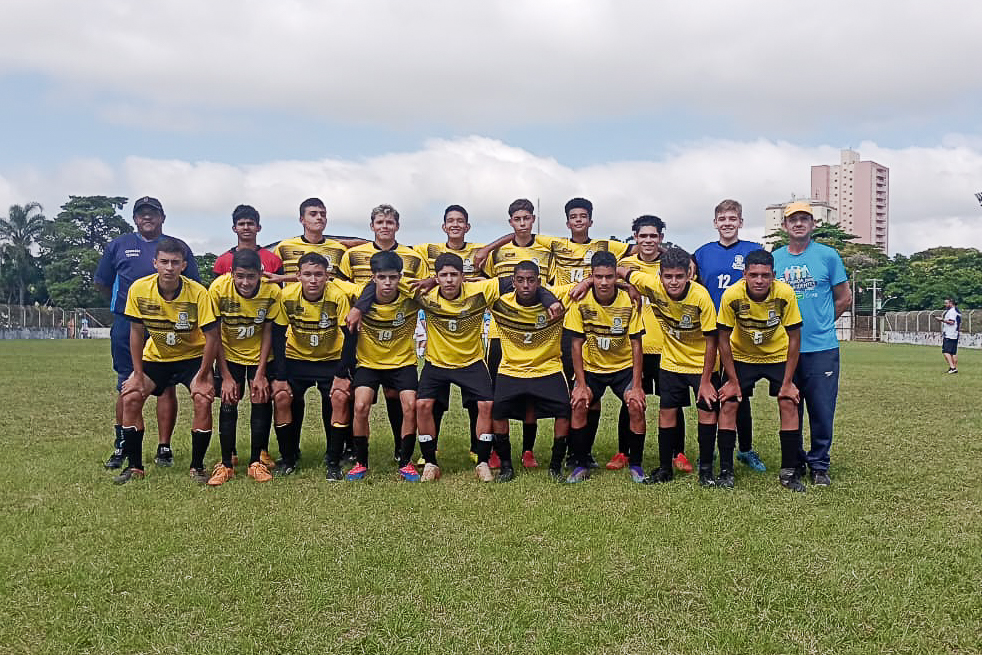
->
[[584, 453, 600, 469], [495, 466, 515, 483], [716, 469, 735, 489], [112, 467, 145, 485], [698, 467, 716, 487], [779, 468, 806, 493], [154, 446, 174, 467], [105, 449, 126, 469], [273, 461, 298, 477], [325, 464, 343, 482], [643, 468, 674, 484], [547, 466, 564, 482], [810, 470, 832, 487]]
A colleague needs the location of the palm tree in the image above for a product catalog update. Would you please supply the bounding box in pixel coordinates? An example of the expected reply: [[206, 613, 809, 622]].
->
[[0, 202, 47, 305]]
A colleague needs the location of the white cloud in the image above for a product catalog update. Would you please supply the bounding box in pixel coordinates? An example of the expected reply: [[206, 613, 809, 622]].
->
[[1, 1, 981, 131], [2, 136, 980, 257]]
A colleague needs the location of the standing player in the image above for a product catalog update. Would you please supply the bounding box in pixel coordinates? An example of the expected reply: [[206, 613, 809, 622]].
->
[[565, 251, 646, 483], [213, 205, 284, 276], [488, 260, 566, 481], [270, 198, 363, 280], [207, 248, 282, 485], [621, 248, 721, 487], [936, 298, 961, 373], [114, 238, 217, 484], [773, 202, 851, 486], [95, 196, 200, 470], [414, 205, 486, 277], [692, 199, 766, 472], [716, 250, 805, 491], [270, 252, 352, 477]]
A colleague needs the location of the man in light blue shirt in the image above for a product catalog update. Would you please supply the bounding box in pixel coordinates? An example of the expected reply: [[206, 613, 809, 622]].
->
[[772, 202, 852, 486]]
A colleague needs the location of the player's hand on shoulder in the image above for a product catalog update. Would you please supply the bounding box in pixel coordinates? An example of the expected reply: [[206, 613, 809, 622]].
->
[[345, 307, 363, 333], [410, 276, 438, 294], [263, 271, 297, 285], [569, 277, 593, 301], [547, 301, 565, 320]]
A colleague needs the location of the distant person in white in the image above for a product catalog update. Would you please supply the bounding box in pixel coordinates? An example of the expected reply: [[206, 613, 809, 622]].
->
[[936, 298, 961, 373]]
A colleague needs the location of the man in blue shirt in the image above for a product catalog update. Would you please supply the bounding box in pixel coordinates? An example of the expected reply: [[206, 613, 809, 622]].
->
[[95, 196, 200, 469], [693, 199, 766, 472], [772, 202, 852, 486]]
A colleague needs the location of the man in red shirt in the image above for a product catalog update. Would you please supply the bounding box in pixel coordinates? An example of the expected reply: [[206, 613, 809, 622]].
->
[[213, 205, 284, 275]]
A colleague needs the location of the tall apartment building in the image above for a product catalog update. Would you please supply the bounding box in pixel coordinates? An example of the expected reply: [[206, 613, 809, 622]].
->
[[764, 198, 837, 246], [811, 149, 889, 251]]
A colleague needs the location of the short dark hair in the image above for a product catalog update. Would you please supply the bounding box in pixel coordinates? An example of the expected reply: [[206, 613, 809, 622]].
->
[[433, 252, 464, 274], [297, 252, 328, 270], [232, 248, 262, 272], [513, 260, 540, 278], [946, 297, 958, 305], [508, 198, 534, 217], [632, 215, 665, 233], [744, 249, 773, 269], [232, 204, 260, 225], [565, 197, 593, 219], [444, 204, 469, 222], [155, 237, 185, 259], [299, 198, 325, 217], [590, 251, 617, 271], [371, 204, 400, 225], [660, 247, 691, 273], [370, 250, 403, 274]]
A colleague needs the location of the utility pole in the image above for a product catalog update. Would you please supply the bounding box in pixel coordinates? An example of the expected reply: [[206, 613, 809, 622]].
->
[[868, 278, 881, 340]]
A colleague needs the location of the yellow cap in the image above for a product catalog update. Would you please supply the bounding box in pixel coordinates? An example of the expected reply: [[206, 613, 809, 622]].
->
[[783, 201, 813, 218]]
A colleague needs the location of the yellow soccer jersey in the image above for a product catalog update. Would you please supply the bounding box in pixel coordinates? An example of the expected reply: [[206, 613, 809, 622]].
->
[[208, 274, 281, 366], [564, 288, 644, 375], [482, 237, 554, 283], [540, 236, 630, 285], [276, 281, 351, 361], [489, 283, 574, 378], [619, 254, 664, 355], [414, 242, 486, 277], [628, 271, 718, 375], [356, 292, 421, 369], [340, 242, 427, 284], [124, 274, 216, 363], [418, 278, 502, 368], [718, 280, 803, 364], [272, 236, 347, 278]]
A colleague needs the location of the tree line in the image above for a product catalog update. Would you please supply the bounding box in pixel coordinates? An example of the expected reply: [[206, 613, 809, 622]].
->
[[0, 195, 975, 312]]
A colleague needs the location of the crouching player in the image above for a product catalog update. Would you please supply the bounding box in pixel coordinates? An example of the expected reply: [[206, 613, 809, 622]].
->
[[114, 237, 219, 484], [565, 251, 646, 483], [620, 248, 721, 487], [487, 260, 566, 482], [336, 251, 421, 482], [207, 248, 282, 485], [716, 249, 805, 491]]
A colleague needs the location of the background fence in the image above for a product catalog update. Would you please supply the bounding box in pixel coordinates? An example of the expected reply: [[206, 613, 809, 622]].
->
[[0, 304, 114, 339]]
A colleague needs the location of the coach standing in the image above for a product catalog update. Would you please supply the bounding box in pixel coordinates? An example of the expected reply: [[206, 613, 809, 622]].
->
[[772, 202, 851, 486], [95, 196, 200, 469]]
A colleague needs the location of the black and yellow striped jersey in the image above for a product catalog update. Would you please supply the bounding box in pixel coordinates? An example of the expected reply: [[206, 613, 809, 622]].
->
[[418, 278, 501, 368], [627, 271, 718, 375], [619, 254, 663, 355], [717, 280, 802, 364], [482, 237, 554, 283], [539, 236, 630, 285], [413, 242, 486, 277], [356, 291, 421, 369], [124, 274, 216, 363], [564, 288, 644, 374], [208, 274, 281, 365], [271, 236, 348, 277], [489, 284, 573, 377], [275, 281, 351, 361], [340, 242, 427, 284]]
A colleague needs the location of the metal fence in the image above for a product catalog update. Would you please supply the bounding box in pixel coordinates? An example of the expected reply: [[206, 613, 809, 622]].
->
[[883, 309, 982, 335], [0, 304, 70, 329], [0, 305, 118, 338]]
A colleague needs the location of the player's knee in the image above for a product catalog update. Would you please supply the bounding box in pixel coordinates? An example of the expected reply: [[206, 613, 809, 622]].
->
[[415, 399, 434, 414], [477, 400, 493, 417]]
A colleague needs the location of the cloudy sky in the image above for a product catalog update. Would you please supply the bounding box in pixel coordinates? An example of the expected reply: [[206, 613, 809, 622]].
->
[[1, 0, 981, 256]]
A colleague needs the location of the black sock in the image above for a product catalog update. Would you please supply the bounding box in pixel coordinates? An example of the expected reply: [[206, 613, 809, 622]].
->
[[550, 436, 567, 469], [113, 424, 124, 451], [673, 408, 686, 456], [494, 433, 512, 467], [385, 396, 403, 453], [419, 433, 438, 465], [568, 425, 589, 467], [779, 429, 803, 470], [353, 436, 369, 467], [329, 423, 350, 467], [249, 401, 273, 464], [697, 423, 717, 471], [190, 429, 212, 471], [736, 398, 753, 452], [398, 434, 415, 467], [468, 404, 479, 453], [122, 426, 144, 470], [320, 390, 334, 453], [274, 422, 296, 466], [617, 404, 631, 455], [521, 423, 537, 453], [218, 403, 237, 467], [475, 434, 493, 464], [629, 431, 645, 467], [585, 409, 602, 454], [717, 428, 736, 473], [658, 425, 676, 471]]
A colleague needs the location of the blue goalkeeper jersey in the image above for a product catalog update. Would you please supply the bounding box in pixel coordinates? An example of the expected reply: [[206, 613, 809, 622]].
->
[[692, 239, 764, 310]]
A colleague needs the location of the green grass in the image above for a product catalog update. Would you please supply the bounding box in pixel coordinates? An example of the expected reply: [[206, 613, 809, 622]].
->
[[0, 340, 979, 654]]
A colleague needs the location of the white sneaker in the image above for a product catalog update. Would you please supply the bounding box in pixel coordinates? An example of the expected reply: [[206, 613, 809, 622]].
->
[[475, 462, 493, 482], [421, 463, 441, 482]]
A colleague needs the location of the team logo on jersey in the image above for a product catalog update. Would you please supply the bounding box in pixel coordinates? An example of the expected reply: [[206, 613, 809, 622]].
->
[[463, 258, 474, 273], [611, 316, 624, 335], [255, 308, 267, 323], [319, 311, 331, 328], [766, 309, 779, 327], [583, 250, 594, 262], [175, 312, 190, 330], [679, 314, 693, 329], [393, 311, 406, 326], [531, 257, 540, 265], [536, 313, 547, 327], [733, 254, 745, 271]]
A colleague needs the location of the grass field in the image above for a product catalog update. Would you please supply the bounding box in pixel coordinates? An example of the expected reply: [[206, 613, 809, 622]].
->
[[1, 340, 980, 654]]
